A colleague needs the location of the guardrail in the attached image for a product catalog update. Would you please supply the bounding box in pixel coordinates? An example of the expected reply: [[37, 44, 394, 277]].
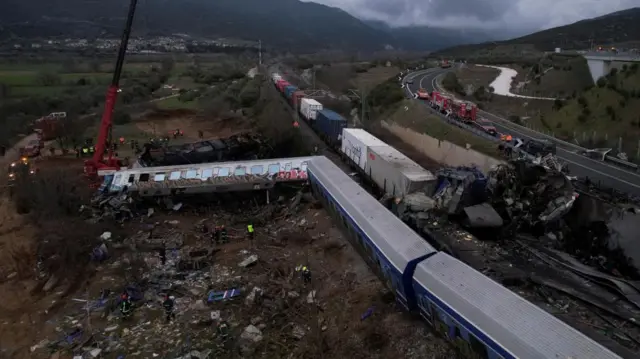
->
[[426, 71, 640, 172]]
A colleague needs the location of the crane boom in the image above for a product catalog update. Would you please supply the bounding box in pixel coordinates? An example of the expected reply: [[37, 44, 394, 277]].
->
[[84, 0, 139, 178]]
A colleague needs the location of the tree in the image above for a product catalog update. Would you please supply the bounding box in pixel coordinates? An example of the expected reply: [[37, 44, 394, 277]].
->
[[36, 71, 62, 86], [0, 82, 10, 99]]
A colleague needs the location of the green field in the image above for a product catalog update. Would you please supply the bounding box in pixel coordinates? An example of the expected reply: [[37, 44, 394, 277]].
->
[[155, 96, 198, 110]]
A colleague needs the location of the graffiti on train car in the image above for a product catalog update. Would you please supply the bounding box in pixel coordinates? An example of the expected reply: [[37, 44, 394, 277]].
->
[[108, 160, 310, 192]]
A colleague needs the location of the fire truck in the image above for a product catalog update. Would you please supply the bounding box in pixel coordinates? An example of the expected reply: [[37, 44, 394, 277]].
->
[[429, 91, 452, 114], [34, 112, 66, 141], [415, 88, 430, 100], [449, 99, 478, 124]]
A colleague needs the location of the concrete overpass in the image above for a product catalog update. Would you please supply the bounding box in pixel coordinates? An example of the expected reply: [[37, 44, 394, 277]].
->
[[582, 51, 640, 83]]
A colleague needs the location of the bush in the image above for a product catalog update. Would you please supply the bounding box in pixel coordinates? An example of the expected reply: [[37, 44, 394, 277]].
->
[[441, 72, 464, 95]]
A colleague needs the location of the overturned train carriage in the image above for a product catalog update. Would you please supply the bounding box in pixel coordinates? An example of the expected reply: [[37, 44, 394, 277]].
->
[[104, 156, 315, 196], [307, 156, 621, 359]]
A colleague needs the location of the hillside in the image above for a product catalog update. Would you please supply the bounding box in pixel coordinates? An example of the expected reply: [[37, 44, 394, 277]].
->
[[433, 7, 640, 58], [536, 63, 640, 158], [0, 0, 498, 52]]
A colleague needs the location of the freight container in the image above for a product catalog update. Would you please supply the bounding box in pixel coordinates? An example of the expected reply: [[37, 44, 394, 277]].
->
[[276, 80, 289, 93], [364, 145, 437, 198], [299, 98, 323, 121], [284, 85, 297, 99], [340, 128, 388, 172], [291, 91, 305, 109], [315, 110, 347, 148]]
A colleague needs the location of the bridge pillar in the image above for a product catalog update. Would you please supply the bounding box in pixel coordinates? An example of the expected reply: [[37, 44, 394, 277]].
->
[[583, 53, 640, 84]]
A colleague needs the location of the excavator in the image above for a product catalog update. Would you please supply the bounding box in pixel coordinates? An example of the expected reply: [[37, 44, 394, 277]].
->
[[83, 0, 139, 179]]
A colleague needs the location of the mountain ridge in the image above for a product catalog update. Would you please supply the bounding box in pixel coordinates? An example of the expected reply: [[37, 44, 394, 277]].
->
[[433, 7, 640, 57], [0, 0, 498, 52]]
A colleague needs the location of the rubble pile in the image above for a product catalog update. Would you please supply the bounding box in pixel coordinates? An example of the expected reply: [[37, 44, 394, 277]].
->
[[487, 159, 578, 229], [25, 186, 453, 359]]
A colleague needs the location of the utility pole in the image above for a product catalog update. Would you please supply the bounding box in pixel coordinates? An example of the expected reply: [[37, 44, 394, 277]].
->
[[347, 88, 367, 124], [258, 40, 262, 66]]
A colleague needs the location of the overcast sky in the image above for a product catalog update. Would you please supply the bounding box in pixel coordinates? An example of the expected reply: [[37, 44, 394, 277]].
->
[[309, 0, 639, 31]]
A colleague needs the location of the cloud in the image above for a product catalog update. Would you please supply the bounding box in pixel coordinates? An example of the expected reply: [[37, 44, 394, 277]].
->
[[308, 0, 639, 31]]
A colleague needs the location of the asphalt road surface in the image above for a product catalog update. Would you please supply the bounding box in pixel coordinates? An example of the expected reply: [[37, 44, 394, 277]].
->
[[403, 68, 640, 197]]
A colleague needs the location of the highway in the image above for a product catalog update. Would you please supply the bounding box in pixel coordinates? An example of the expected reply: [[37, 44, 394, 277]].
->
[[403, 68, 640, 197]]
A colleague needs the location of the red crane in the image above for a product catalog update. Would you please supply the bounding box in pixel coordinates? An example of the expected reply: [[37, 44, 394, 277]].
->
[[84, 0, 139, 178]]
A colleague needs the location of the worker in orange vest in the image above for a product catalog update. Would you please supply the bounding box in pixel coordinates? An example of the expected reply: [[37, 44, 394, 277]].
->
[[506, 135, 513, 142]]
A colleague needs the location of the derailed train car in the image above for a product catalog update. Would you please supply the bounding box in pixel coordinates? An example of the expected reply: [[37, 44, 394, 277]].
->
[[308, 156, 621, 359]]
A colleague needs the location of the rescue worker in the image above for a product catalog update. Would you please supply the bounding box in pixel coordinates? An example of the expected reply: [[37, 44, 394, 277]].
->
[[247, 223, 254, 241], [119, 137, 125, 145], [295, 265, 311, 284], [74, 147, 80, 158], [162, 295, 175, 323], [158, 242, 167, 265], [198, 130, 204, 139], [119, 292, 133, 319], [220, 225, 228, 244], [214, 225, 222, 244], [217, 320, 230, 342], [293, 121, 299, 128], [82, 147, 89, 157]]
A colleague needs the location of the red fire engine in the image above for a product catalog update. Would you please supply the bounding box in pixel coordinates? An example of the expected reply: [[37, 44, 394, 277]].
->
[[416, 88, 430, 100], [429, 91, 452, 114], [449, 100, 478, 123]]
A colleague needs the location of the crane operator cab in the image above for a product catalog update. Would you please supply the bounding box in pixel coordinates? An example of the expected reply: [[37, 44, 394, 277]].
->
[[523, 138, 556, 157]]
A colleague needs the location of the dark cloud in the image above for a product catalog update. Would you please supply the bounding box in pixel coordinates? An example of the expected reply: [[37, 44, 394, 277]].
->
[[309, 0, 639, 30]]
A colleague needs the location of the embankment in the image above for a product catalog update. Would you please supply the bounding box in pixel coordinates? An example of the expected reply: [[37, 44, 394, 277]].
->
[[380, 120, 503, 173]]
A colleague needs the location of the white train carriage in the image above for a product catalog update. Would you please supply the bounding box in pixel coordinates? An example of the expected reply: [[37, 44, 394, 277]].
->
[[413, 252, 622, 359], [104, 157, 314, 196], [307, 156, 437, 309]]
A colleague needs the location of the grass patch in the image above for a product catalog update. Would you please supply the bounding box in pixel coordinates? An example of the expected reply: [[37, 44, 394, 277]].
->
[[539, 65, 640, 156], [155, 96, 197, 110], [352, 66, 400, 89], [391, 100, 501, 158]]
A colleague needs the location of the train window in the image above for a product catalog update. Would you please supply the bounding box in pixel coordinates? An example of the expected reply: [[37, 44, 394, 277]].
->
[[127, 174, 134, 184], [250, 165, 263, 175], [218, 167, 230, 176], [301, 162, 308, 171], [169, 171, 181, 180], [469, 334, 489, 359], [268, 164, 279, 175], [154, 173, 166, 181], [234, 166, 246, 176], [185, 170, 197, 179], [284, 163, 292, 171], [202, 169, 213, 179], [139, 173, 149, 182]]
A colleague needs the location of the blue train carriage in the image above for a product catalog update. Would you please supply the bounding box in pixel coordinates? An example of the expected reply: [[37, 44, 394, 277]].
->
[[314, 110, 347, 150], [307, 156, 437, 309], [412, 252, 622, 359]]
